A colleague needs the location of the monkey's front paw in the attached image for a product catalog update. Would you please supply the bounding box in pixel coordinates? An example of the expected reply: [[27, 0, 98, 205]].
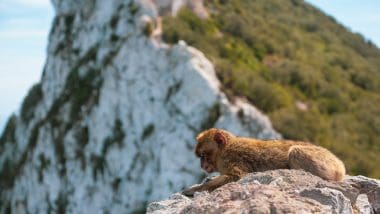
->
[[202, 176, 215, 184]]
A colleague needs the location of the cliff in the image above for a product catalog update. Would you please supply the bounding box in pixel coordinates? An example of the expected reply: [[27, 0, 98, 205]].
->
[[0, 0, 279, 212]]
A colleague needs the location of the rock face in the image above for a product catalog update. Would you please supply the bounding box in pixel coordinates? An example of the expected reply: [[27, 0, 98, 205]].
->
[[147, 169, 380, 214], [0, 0, 279, 213]]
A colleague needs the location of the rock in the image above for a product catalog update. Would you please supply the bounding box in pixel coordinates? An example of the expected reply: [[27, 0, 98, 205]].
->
[[147, 170, 380, 214], [149, 183, 330, 214], [345, 176, 380, 213], [369, 190, 380, 214], [300, 188, 352, 213], [142, 0, 209, 18], [356, 194, 373, 214]]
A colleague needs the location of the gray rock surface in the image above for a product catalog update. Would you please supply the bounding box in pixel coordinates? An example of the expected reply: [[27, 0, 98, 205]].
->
[[345, 176, 380, 213], [356, 194, 373, 214], [147, 170, 380, 214]]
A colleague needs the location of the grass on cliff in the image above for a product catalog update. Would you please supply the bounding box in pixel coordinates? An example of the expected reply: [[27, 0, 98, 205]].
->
[[162, 0, 380, 178]]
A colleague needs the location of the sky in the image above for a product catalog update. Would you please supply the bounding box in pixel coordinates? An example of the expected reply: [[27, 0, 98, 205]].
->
[[306, 0, 380, 46], [0, 0, 53, 132], [0, 0, 380, 133]]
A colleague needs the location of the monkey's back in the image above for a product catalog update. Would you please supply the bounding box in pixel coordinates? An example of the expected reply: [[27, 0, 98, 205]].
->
[[220, 138, 309, 173]]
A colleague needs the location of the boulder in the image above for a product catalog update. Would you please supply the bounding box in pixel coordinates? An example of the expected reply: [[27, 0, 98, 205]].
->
[[147, 169, 380, 214]]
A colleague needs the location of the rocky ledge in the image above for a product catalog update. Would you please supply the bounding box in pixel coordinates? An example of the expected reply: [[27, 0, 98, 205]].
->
[[147, 169, 380, 214]]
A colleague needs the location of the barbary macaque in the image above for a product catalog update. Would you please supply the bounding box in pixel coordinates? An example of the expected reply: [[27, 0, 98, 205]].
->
[[182, 128, 345, 196]]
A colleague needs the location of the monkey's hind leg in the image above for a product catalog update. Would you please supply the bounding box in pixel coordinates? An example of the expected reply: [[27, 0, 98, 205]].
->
[[288, 145, 345, 181]]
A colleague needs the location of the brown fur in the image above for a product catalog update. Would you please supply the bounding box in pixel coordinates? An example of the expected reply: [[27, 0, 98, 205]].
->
[[182, 128, 346, 196]]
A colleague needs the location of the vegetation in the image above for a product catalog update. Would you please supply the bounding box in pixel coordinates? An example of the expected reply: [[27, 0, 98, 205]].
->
[[143, 21, 154, 37], [0, 43, 104, 188], [201, 103, 221, 130], [55, 192, 68, 214], [92, 119, 125, 180], [162, 0, 380, 178], [103, 119, 125, 153], [0, 119, 45, 189], [75, 126, 89, 170], [141, 123, 155, 140], [20, 83, 43, 122], [0, 115, 17, 148]]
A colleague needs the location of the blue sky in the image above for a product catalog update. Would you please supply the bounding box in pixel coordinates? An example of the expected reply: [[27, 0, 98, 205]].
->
[[0, 0, 53, 131], [307, 0, 380, 45], [0, 0, 380, 132]]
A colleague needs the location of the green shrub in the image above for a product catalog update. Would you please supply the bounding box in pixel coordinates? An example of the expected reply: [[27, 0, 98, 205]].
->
[[0, 115, 17, 147], [248, 82, 292, 112], [201, 103, 221, 130], [271, 108, 330, 143], [141, 124, 155, 140], [66, 69, 102, 120], [143, 21, 154, 37], [20, 83, 43, 122]]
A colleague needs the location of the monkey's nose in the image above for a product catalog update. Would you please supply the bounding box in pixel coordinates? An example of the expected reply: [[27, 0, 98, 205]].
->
[[205, 166, 214, 173]]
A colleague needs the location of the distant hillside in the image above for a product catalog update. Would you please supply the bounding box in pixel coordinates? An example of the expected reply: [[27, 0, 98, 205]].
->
[[162, 0, 380, 177]]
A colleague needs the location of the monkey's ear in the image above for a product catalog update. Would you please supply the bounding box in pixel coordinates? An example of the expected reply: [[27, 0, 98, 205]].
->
[[214, 131, 227, 148]]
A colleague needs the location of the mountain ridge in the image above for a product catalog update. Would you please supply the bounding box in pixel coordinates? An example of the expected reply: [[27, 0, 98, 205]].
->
[[161, 0, 380, 178], [0, 0, 280, 212]]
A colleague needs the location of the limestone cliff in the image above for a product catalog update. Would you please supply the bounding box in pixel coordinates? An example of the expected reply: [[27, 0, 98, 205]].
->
[[0, 0, 280, 212]]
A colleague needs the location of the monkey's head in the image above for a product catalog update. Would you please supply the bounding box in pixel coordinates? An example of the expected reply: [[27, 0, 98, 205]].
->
[[194, 128, 233, 173]]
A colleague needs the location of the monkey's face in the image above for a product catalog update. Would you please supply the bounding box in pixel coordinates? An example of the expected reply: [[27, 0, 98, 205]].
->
[[195, 128, 230, 173], [196, 144, 218, 173]]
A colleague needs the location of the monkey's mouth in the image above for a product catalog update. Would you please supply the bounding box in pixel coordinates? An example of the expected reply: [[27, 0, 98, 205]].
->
[[204, 166, 215, 173]]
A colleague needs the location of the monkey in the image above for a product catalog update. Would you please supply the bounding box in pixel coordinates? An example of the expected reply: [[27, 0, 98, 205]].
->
[[182, 128, 346, 196]]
